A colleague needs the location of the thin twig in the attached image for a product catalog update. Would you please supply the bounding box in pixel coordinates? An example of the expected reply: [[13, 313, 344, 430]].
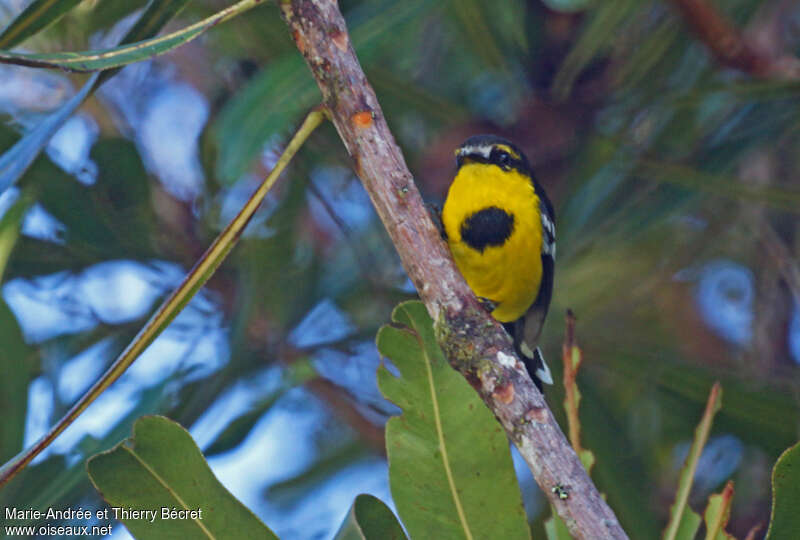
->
[[761, 220, 800, 305], [668, 0, 800, 79], [663, 382, 723, 540], [279, 1, 627, 537], [306, 377, 386, 454], [562, 309, 584, 455]]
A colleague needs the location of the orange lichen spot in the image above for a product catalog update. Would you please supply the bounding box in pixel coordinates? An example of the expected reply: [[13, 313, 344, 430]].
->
[[331, 30, 348, 53], [292, 30, 306, 54], [492, 382, 515, 404], [352, 111, 373, 128]]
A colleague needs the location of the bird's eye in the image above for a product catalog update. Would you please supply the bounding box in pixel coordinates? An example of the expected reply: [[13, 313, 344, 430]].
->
[[494, 149, 512, 168]]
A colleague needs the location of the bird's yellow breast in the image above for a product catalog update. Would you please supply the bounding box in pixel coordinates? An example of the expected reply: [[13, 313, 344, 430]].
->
[[442, 163, 543, 323]]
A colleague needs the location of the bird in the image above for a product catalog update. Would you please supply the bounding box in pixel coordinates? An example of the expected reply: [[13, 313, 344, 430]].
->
[[441, 134, 555, 390]]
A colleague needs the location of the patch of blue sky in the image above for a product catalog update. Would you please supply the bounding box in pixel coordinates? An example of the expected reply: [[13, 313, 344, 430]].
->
[[190, 367, 284, 451], [57, 338, 115, 404], [312, 341, 396, 416], [0, 187, 66, 243], [3, 259, 226, 343], [24, 326, 227, 466], [77, 260, 167, 325], [511, 445, 544, 522], [23, 376, 54, 465], [216, 173, 282, 238], [694, 259, 754, 346], [0, 64, 71, 116], [205, 387, 391, 540], [672, 434, 744, 494], [289, 298, 356, 349], [46, 114, 99, 185], [268, 457, 391, 540], [307, 166, 375, 237], [97, 61, 208, 201], [790, 301, 800, 365], [3, 271, 97, 342], [136, 83, 209, 201]]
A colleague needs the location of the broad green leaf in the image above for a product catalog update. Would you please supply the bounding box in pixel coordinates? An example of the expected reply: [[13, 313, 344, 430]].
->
[[0, 0, 83, 49], [663, 383, 722, 540], [0, 110, 324, 488], [376, 301, 530, 540], [333, 494, 406, 540], [87, 416, 277, 539], [0, 0, 261, 72], [0, 0, 192, 195], [703, 481, 735, 540], [765, 441, 800, 540]]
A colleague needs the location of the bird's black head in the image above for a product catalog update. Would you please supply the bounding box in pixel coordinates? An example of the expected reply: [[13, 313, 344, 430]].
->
[[455, 134, 531, 174]]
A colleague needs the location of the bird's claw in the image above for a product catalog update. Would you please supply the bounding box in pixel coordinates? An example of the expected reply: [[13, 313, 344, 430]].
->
[[477, 296, 497, 312]]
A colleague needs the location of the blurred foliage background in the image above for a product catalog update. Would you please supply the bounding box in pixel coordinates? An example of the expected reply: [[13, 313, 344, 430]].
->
[[0, 0, 798, 538]]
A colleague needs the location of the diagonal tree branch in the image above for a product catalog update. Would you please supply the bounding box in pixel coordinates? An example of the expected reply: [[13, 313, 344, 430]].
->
[[667, 0, 800, 79], [278, 1, 627, 537]]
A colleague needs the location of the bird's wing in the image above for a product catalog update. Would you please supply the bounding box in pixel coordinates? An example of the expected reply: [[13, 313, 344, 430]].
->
[[516, 196, 556, 387]]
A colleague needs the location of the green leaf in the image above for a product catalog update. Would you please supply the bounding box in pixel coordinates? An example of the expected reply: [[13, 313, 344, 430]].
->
[[213, 0, 431, 182], [0, 0, 84, 49], [333, 494, 407, 540], [0, 190, 31, 280], [765, 441, 800, 540], [551, 0, 637, 100], [636, 160, 800, 214], [0, 0, 192, 195], [214, 54, 319, 183], [663, 383, 723, 540], [0, 0, 262, 72], [444, 0, 511, 74], [0, 73, 99, 194], [702, 481, 735, 540], [0, 297, 31, 464], [87, 416, 277, 539], [376, 301, 530, 540], [544, 510, 572, 540], [96, 0, 194, 86], [0, 195, 33, 464]]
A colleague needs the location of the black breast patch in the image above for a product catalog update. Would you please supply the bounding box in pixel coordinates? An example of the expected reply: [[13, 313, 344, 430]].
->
[[460, 206, 515, 252]]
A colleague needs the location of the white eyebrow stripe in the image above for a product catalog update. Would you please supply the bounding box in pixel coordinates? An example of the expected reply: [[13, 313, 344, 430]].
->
[[458, 145, 492, 159]]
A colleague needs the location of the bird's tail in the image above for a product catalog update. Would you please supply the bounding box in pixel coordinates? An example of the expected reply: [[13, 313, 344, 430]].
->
[[502, 321, 553, 391], [521, 344, 553, 391]]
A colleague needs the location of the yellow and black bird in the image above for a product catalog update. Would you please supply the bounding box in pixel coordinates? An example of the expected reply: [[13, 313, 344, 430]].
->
[[441, 135, 555, 390]]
